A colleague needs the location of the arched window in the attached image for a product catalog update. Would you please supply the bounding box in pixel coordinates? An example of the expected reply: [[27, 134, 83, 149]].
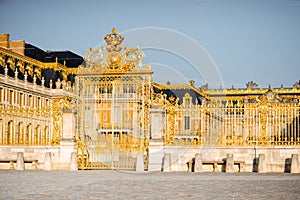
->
[[7, 120, 14, 145], [35, 125, 41, 145], [18, 122, 24, 144], [44, 126, 49, 145], [26, 124, 32, 145]]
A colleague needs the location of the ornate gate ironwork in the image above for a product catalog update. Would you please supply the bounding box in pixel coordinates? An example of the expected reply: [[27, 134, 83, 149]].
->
[[76, 29, 152, 170]]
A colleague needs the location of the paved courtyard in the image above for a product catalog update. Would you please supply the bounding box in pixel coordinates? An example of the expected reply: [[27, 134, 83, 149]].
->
[[0, 170, 299, 199]]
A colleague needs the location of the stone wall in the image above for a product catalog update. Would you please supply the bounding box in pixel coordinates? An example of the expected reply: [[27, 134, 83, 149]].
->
[[0, 145, 76, 170], [148, 143, 300, 172]]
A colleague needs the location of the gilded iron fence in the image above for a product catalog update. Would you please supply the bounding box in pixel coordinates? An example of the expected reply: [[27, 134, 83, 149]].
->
[[167, 102, 300, 146]]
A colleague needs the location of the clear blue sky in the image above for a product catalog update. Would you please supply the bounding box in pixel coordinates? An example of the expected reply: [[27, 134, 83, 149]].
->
[[1, 0, 300, 88]]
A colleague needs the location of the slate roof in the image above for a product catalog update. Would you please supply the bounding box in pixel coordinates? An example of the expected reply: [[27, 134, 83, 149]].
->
[[153, 85, 205, 105], [25, 43, 83, 68], [44, 51, 83, 68]]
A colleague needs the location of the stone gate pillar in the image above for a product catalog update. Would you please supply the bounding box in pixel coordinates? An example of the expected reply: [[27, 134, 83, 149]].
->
[[150, 108, 165, 140], [60, 109, 77, 170], [148, 108, 165, 171]]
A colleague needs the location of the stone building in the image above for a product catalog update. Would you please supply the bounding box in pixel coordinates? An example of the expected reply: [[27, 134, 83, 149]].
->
[[0, 30, 299, 172], [0, 33, 82, 170]]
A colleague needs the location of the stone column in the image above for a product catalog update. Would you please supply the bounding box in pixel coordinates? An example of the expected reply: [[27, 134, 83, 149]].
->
[[135, 153, 144, 172], [194, 153, 203, 173], [290, 154, 299, 173], [44, 152, 53, 170], [162, 153, 171, 172], [226, 153, 234, 173], [70, 152, 78, 171], [16, 152, 25, 170], [258, 154, 266, 173]]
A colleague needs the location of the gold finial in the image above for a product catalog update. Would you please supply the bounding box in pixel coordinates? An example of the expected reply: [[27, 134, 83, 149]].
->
[[55, 57, 58, 63], [112, 27, 117, 34]]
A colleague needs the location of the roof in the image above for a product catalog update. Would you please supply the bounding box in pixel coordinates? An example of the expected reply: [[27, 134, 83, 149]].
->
[[153, 83, 205, 105], [44, 51, 83, 68], [25, 43, 83, 68]]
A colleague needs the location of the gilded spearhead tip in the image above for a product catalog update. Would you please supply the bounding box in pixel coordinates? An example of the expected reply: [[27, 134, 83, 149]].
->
[[112, 27, 117, 34]]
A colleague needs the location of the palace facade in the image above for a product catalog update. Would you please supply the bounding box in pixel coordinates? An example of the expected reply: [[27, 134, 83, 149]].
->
[[0, 30, 299, 172]]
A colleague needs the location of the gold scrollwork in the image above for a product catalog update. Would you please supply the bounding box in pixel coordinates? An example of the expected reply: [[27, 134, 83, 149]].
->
[[0, 55, 6, 66], [7, 57, 15, 71], [16, 60, 25, 73], [25, 64, 33, 76], [34, 67, 41, 79]]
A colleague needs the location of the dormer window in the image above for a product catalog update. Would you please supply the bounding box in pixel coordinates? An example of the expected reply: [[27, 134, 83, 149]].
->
[[185, 98, 190, 106], [183, 93, 192, 107]]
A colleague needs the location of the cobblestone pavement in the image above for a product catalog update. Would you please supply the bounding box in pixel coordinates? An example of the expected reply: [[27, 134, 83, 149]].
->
[[0, 170, 300, 200]]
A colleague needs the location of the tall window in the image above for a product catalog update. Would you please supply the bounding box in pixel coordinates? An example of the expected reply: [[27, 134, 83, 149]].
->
[[28, 95, 33, 107], [0, 87, 3, 103], [37, 97, 41, 108], [84, 107, 92, 123], [114, 107, 122, 124], [9, 90, 13, 104], [14, 91, 17, 105], [184, 116, 191, 130]]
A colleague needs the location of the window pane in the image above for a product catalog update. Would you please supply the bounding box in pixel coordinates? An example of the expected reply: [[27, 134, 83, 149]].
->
[[184, 116, 190, 130]]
